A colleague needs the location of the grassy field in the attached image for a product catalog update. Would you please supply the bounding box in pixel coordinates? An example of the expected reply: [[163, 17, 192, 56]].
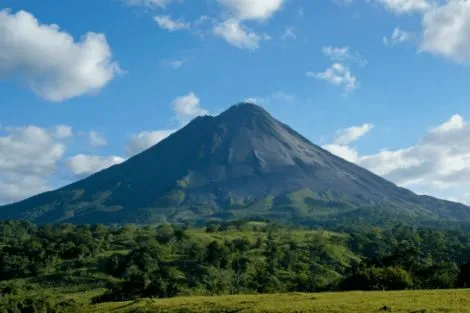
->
[[87, 290, 470, 313]]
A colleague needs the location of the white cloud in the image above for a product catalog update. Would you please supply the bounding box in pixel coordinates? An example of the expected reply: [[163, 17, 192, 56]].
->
[[431, 114, 464, 132], [126, 129, 175, 156], [88, 131, 107, 147], [323, 144, 359, 163], [383, 27, 414, 45], [0, 126, 65, 175], [173, 92, 209, 122], [217, 0, 284, 21], [0, 9, 121, 102], [0, 174, 50, 204], [66, 154, 125, 176], [0, 125, 67, 203], [126, 92, 208, 156], [214, 18, 268, 50], [323, 122, 373, 163], [54, 125, 73, 138], [125, 0, 179, 8], [154, 15, 190, 31], [377, 0, 432, 14], [325, 114, 470, 204], [125, 92, 208, 156], [161, 59, 185, 69], [372, 0, 470, 64], [322, 46, 367, 65], [307, 63, 358, 92], [245, 97, 258, 103], [334, 123, 374, 145], [281, 26, 296, 40], [124, 92, 209, 157], [214, 0, 282, 49], [420, 0, 470, 63], [245, 90, 295, 105]]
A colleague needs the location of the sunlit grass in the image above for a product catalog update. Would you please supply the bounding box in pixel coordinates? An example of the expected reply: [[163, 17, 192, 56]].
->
[[88, 289, 470, 313]]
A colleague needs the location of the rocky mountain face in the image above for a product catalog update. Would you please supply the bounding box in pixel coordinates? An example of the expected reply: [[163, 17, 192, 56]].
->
[[1, 102, 469, 226]]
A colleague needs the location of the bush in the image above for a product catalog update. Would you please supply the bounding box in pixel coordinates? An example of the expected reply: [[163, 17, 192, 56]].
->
[[341, 266, 413, 291], [0, 294, 82, 313]]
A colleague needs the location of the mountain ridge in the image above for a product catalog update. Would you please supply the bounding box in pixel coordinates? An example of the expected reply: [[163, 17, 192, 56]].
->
[[1, 102, 470, 226]]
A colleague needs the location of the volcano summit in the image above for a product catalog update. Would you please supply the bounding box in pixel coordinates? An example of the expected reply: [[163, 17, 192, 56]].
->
[[1, 103, 469, 226]]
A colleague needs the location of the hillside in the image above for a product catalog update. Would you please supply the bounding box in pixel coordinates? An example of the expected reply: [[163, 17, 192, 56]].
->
[[1, 221, 470, 312], [1, 102, 470, 225]]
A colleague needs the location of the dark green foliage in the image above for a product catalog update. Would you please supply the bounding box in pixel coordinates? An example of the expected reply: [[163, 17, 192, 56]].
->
[[457, 261, 470, 288], [0, 221, 107, 281], [1, 220, 470, 306], [0, 294, 82, 313], [341, 266, 414, 290]]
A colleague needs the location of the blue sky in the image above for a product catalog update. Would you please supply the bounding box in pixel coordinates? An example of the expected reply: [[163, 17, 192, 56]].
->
[[2, 0, 470, 205]]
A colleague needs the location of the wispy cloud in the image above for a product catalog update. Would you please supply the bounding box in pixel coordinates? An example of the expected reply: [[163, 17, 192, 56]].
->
[[281, 26, 296, 40], [383, 27, 414, 46], [160, 58, 186, 69], [154, 15, 190, 31], [322, 46, 367, 66], [307, 63, 358, 92]]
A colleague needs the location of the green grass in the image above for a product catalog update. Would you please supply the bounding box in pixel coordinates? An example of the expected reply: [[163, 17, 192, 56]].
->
[[87, 290, 470, 313]]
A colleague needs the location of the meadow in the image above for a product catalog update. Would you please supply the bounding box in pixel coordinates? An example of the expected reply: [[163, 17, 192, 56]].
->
[[87, 289, 470, 312]]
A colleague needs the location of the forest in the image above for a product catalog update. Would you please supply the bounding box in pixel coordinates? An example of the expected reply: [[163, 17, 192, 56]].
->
[[1, 220, 470, 312]]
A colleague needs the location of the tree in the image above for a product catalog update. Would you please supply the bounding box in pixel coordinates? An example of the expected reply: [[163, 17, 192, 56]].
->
[[205, 241, 229, 268]]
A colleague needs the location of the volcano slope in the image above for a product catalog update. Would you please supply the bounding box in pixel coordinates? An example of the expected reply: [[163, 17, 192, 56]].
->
[[1, 102, 469, 226]]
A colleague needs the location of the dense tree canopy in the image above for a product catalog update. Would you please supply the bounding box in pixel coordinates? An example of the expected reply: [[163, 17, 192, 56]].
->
[[1, 220, 470, 311]]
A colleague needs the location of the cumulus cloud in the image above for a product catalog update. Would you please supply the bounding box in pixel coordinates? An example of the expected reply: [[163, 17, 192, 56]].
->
[[324, 115, 470, 204], [217, 0, 284, 21], [125, 92, 208, 156], [334, 123, 375, 145], [154, 15, 190, 31], [420, 0, 470, 63], [383, 27, 414, 45], [172, 92, 209, 123], [88, 131, 107, 147], [126, 130, 175, 156], [214, 19, 268, 49], [322, 46, 367, 65], [377, 0, 432, 14], [323, 144, 359, 163], [307, 63, 358, 92], [373, 0, 470, 64], [0, 126, 65, 175], [0, 174, 50, 204], [322, 123, 373, 163], [214, 0, 283, 49], [0, 9, 121, 102], [0, 125, 68, 203], [54, 125, 73, 138], [131, 0, 284, 49], [66, 154, 125, 177]]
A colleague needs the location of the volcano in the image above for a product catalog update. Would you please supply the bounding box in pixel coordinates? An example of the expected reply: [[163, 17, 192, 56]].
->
[[1, 102, 469, 226]]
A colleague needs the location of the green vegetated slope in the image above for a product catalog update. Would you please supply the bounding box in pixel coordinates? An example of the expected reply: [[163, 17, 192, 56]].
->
[[2, 220, 470, 312]]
